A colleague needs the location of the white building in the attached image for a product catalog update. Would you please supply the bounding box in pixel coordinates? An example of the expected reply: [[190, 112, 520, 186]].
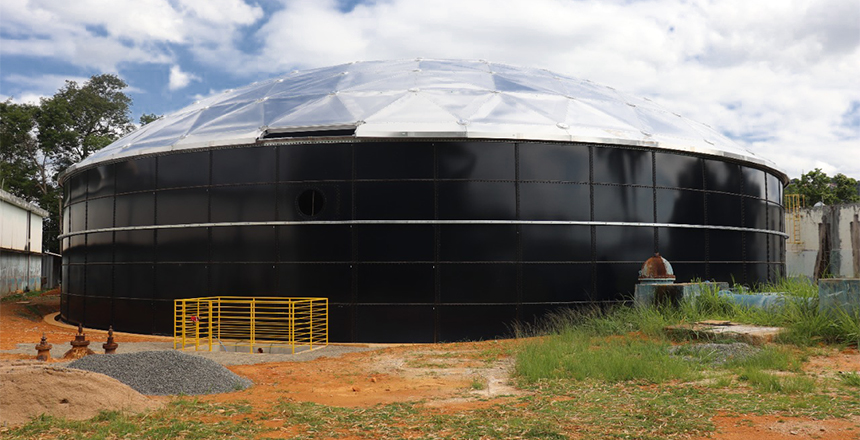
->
[[785, 203, 860, 279], [0, 189, 49, 294]]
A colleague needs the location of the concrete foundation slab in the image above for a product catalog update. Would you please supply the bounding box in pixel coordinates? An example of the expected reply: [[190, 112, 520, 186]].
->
[[664, 321, 784, 345]]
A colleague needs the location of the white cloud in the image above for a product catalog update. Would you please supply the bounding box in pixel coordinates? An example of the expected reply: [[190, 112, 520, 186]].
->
[[0, 0, 263, 70], [2, 0, 857, 178], [2, 74, 92, 104], [3, 73, 146, 104], [234, 0, 860, 178], [168, 65, 200, 90], [0, 92, 47, 105]]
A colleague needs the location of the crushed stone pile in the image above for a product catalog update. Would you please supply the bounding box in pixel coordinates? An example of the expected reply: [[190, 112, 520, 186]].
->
[[68, 350, 252, 395], [0, 363, 160, 426], [669, 342, 761, 365]]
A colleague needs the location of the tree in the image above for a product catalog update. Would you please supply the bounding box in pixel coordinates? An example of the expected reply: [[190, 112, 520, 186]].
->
[[139, 113, 161, 126], [831, 173, 860, 204], [37, 74, 134, 171], [0, 74, 134, 252], [0, 102, 41, 198], [785, 168, 860, 206]]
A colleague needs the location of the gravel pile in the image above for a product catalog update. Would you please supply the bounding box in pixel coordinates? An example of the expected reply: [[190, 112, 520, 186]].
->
[[669, 342, 761, 365], [68, 350, 252, 395]]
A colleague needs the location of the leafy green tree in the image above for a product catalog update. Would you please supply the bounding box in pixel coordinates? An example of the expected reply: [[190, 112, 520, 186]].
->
[[37, 74, 134, 170], [785, 168, 860, 205], [0, 74, 134, 252], [139, 113, 161, 126], [0, 101, 41, 198], [831, 173, 860, 204]]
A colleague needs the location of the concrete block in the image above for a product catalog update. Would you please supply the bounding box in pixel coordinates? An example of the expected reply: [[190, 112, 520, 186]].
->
[[664, 321, 784, 345]]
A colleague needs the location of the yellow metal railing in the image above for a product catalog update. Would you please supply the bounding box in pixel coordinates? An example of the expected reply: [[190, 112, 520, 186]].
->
[[174, 297, 328, 353], [784, 194, 805, 245]]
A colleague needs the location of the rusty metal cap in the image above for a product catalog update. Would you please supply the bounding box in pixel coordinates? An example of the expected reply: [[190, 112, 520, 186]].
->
[[639, 253, 676, 283]]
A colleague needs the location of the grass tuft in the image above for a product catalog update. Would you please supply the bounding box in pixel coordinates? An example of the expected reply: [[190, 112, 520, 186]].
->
[[738, 369, 816, 393], [3, 400, 261, 440], [470, 377, 486, 390], [724, 346, 803, 372], [839, 371, 860, 388], [516, 328, 695, 384]]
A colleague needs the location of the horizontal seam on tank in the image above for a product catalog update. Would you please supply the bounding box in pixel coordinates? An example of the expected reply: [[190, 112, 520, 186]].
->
[[64, 260, 785, 266], [55, 296, 631, 306], [67, 183, 782, 206], [60, 220, 790, 239]]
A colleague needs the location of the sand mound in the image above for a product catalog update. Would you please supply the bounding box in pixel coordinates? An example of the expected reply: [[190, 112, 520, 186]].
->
[[0, 363, 162, 426]]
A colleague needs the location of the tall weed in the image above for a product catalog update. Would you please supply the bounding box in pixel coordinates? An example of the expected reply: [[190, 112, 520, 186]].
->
[[516, 328, 694, 384]]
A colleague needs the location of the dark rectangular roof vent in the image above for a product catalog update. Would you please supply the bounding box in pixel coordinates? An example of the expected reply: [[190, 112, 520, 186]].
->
[[260, 125, 356, 140]]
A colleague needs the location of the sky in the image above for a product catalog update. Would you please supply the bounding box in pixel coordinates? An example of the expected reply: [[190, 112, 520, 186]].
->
[[1, 0, 858, 179]]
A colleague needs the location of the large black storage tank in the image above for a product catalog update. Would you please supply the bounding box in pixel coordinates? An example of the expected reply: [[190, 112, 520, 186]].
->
[[58, 59, 788, 342]]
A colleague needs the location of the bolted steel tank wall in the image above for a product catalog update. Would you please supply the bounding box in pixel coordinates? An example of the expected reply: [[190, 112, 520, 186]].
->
[[60, 139, 786, 342]]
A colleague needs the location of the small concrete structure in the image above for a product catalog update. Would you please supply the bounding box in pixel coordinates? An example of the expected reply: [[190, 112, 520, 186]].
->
[[0, 189, 48, 295], [665, 321, 784, 345], [786, 203, 860, 279]]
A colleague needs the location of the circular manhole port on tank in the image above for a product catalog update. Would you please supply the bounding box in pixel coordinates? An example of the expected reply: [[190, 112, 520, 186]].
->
[[297, 188, 325, 217]]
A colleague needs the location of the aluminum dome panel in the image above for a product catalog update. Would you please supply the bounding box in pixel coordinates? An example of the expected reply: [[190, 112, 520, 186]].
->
[[66, 59, 783, 179]]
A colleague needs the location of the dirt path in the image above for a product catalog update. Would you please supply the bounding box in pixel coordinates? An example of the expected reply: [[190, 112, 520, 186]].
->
[[700, 413, 860, 440], [202, 340, 523, 411], [2, 293, 857, 439], [0, 290, 169, 361]]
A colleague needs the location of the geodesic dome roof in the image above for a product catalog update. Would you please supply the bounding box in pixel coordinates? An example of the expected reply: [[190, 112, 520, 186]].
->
[[64, 58, 784, 179]]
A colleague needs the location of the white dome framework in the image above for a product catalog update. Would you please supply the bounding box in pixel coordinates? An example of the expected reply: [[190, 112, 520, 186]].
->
[[66, 59, 785, 180]]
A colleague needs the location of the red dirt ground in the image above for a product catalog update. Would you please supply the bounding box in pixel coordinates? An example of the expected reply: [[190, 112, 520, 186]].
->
[[2, 292, 858, 439]]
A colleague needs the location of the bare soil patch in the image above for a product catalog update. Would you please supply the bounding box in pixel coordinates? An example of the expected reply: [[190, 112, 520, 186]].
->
[[0, 362, 162, 426], [698, 413, 860, 440], [2, 294, 858, 438], [203, 340, 523, 410], [0, 290, 168, 360], [803, 346, 860, 377]]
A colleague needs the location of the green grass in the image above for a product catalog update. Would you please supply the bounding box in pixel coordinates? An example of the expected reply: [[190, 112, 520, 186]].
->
[[738, 369, 817, 393], [470, 377, 486, 390], [1, 288, 52, 303], [516, 329, 695, 384], [3, 400, 262, 440], [521, 278, 859, 346], [6, 277, 858, 440], [514, 279, 852, 393], [263, 377, 859, 440], [723, 345, 804, 371], [839, 371, 860, 388]]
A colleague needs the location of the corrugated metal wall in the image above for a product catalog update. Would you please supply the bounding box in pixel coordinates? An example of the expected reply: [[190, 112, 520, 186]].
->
[[1, 192, 47, 294]]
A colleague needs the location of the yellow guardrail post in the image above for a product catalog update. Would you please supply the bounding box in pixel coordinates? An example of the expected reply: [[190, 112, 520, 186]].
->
[[325, 298, 329, 346], [250, 297, 256, 353], [290, 299, 295, 354], [207, 300, 213, 352], [173, 300, 180, 349], [309, 299, 314, 350], [217, 297, 221, 346], [182, 300, 185, 349], [194, 300, 200, 352]]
